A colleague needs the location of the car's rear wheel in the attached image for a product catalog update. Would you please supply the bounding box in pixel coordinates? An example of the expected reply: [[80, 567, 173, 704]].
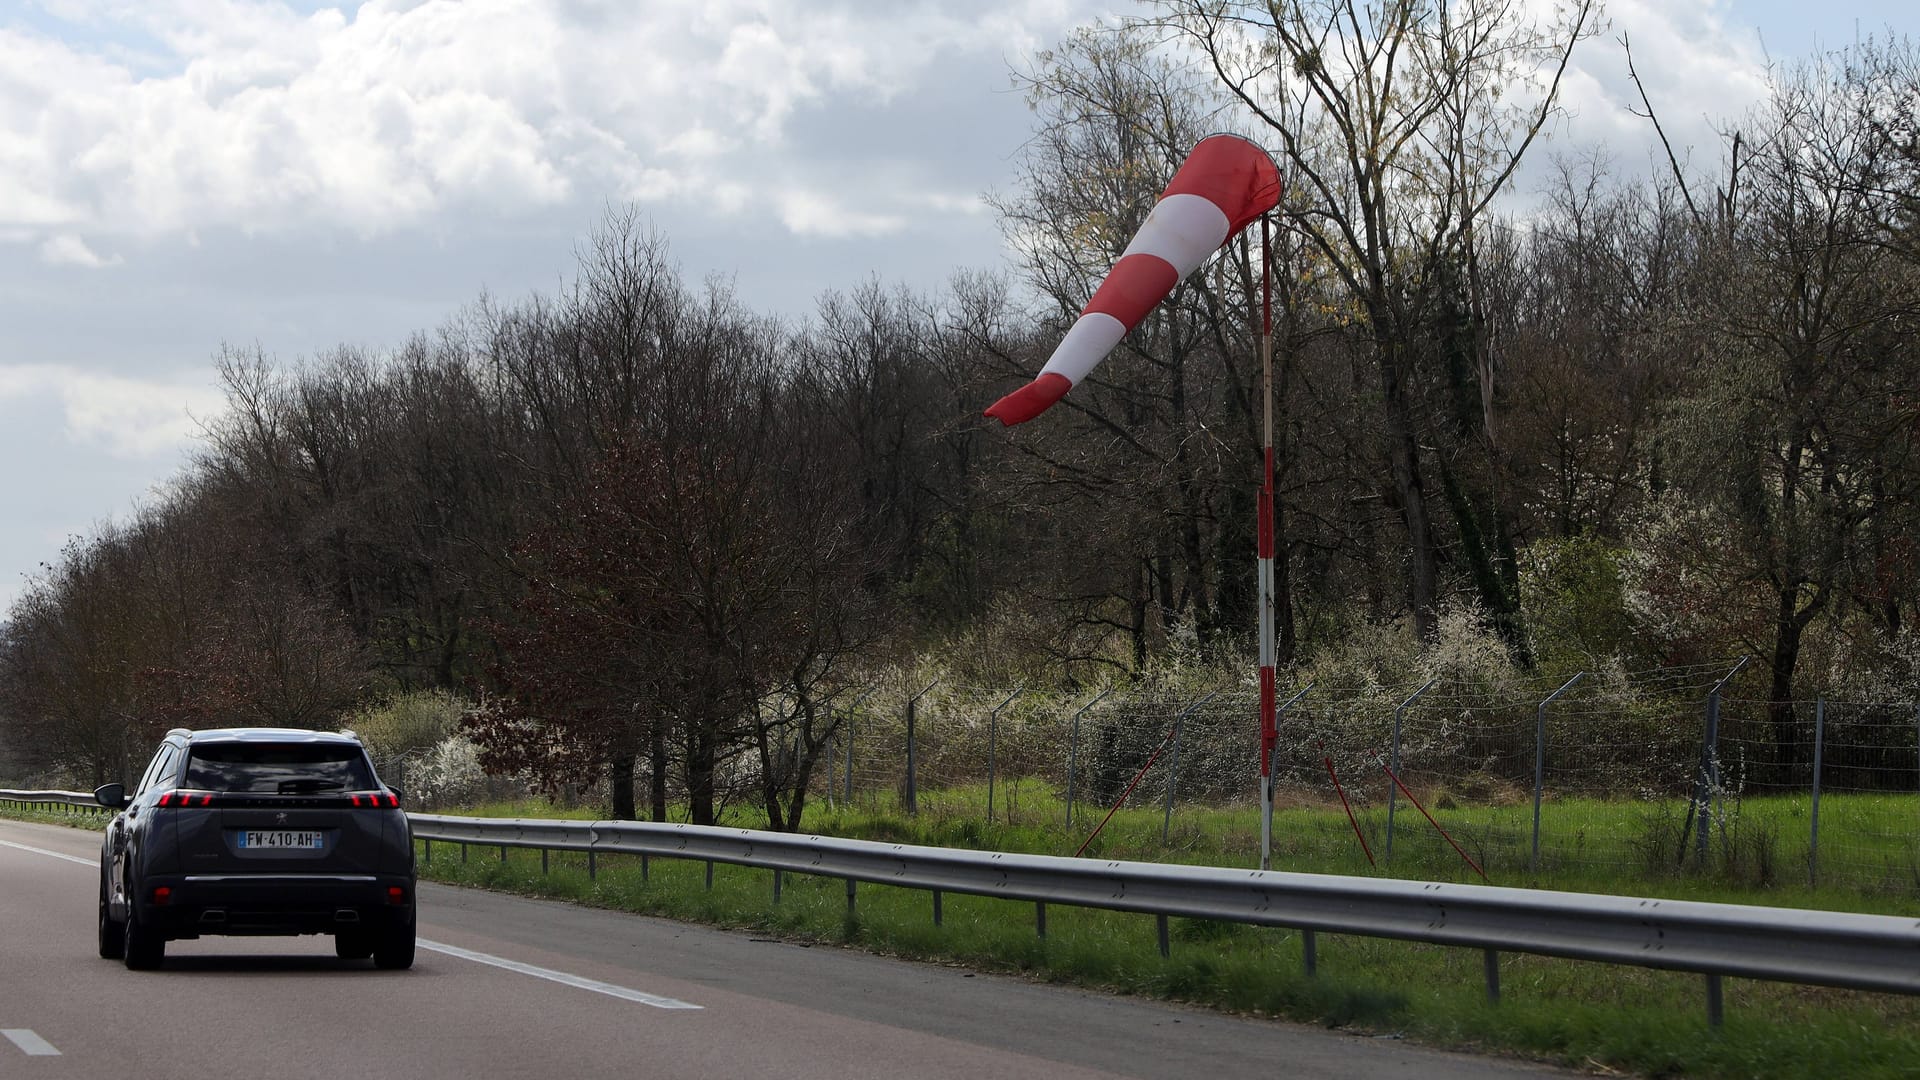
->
[[97, 875, 124, 960], [334, 931, 374, 960], [122, 907, 164, 970], [372, 924, 414, 970]]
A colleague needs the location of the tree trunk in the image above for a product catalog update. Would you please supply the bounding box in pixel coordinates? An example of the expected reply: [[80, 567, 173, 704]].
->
[[1377, 329, 1439, 643], [686, 726, 716, 827], [608, 751, 636, 821], [648, 725, 668, 822]]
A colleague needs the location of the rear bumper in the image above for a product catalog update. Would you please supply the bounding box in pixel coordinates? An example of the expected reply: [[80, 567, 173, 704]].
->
[[134, 873, 416, 938]]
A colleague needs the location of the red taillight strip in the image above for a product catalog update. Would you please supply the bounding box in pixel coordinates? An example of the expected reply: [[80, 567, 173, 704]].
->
[[349, 792, 401, 808], [157, 791, 214, 807]]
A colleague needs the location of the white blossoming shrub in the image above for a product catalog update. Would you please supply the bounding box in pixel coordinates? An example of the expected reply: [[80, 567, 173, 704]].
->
[[402, 735, 490, 810]]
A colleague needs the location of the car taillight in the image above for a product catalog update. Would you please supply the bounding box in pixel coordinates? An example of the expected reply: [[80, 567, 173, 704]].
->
[[156, 790, 213, 807], [152, 886, 172, 906], [350, 792, 400, 809], [387, 886, 407, 906]]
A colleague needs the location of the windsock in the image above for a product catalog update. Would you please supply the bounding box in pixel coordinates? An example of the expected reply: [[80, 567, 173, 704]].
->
[[985, 133, 1281, 425]]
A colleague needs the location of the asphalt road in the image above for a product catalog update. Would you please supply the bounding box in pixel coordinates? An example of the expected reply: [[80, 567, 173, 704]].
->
[[0, 817, 1584, 1079]]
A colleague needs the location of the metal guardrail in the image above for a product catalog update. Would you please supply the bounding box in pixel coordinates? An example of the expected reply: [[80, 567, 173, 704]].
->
[[7, 789, 1917, 1022], [0, 789, 108, 813]]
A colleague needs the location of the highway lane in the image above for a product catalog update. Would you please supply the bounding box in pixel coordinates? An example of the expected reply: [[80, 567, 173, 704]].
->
[[1, 818, 1579, 1079]]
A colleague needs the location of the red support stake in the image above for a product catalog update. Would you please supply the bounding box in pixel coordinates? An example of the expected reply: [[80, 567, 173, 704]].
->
[[1379, 759, 1488, 883], [1322, 749, 1374, 866]]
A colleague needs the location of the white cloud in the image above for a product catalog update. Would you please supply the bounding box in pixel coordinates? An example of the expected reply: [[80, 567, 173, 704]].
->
[[0, 0, 1102, 253], [0, 363, 220, 459], [37, 233, 123, 267], [777, 190, 908, 238]]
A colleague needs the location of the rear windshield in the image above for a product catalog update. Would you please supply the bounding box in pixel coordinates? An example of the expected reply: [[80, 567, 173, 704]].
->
[[183, 743, 375, 794]]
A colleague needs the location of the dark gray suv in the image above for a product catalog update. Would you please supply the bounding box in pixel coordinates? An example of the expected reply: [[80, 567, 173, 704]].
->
[[95, 727, 416, 970]]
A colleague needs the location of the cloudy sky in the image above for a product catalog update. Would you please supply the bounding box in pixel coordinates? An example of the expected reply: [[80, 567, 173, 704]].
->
[[0, 0, 1912, 613]]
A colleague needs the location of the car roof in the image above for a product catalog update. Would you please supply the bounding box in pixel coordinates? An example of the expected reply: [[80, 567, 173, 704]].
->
[[172, 727, 364, 745]]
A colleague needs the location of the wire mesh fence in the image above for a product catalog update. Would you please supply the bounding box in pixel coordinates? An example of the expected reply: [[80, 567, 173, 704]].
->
[[815, 666, 1920, 892], [335, 660, 1920, 892]]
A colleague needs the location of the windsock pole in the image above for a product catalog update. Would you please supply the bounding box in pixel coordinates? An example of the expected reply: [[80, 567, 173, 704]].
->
[[1258, 215, 1278, 872]]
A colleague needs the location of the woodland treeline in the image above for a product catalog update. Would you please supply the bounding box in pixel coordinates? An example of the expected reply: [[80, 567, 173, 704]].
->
[[3, 3, 1917, 829]]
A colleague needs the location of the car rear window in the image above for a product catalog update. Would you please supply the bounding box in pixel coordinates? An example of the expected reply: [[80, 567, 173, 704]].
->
[[183, 743, 375, 794]]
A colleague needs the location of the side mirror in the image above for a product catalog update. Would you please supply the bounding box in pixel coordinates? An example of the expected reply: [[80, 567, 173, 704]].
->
[[94, 783, 128, 810]]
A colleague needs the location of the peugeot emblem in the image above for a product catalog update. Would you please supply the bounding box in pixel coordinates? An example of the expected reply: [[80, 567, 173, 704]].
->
[[275, 812, 289, 825]]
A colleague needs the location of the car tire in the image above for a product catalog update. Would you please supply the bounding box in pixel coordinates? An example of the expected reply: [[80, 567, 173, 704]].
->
[[372, 924, 415, 970], [334, 931, 374, 960], [123, 907, 165, 970], [97, 876, 124, 960]]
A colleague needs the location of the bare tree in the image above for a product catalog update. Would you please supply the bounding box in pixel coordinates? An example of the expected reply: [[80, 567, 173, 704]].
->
[[1155, 0, 1600, 645]]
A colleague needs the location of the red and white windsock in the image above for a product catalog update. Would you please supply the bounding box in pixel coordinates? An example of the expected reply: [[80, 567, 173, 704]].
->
[[984, 133, 1281, 425]]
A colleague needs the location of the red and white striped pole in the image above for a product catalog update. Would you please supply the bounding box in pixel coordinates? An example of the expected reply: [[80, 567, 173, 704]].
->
[[1257, 215, 1278, 871]]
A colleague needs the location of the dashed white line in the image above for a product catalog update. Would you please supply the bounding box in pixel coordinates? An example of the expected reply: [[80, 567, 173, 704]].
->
[[418, 939, 702, 1010], [3, 1029, 60, 1056], [0, 839, 94, 867]]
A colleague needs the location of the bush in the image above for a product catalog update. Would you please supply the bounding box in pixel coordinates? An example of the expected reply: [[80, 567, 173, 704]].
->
[[346, 690, 465, 760]]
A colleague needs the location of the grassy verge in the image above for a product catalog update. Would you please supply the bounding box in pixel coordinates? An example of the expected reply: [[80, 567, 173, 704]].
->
[[419, 788, 1920, 1080]]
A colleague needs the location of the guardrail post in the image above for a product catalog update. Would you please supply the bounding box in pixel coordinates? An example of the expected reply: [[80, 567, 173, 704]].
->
[[588, 850, 597, 880], [1532, 673, 1584, 872], [1036, 902, 1047, 939], [461, 843, 469, 864], [642, 853, 650, 881], [423, 839, 432, 864], [705, 860, 714, 890], [932, 889, 943, 926], [499, 845, 507, 863], [541, 848, 549, 875], [1302, 930, 1317, 976], [846, 878, 857, 914], [1484, 950, 1501, 1004], [773, 869, 783, 903], [1385, 678, 1438, 862], [1705, 974, 1724, 1028], [1156, 914, 1170, 958], [1811, 695, 1825, 887]]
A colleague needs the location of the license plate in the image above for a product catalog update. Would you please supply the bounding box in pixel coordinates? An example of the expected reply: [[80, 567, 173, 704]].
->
[[239, 830, 325, 850]]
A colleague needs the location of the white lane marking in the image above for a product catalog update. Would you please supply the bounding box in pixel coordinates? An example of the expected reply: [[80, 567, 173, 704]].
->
[[0, 838, 94, 867], [418, 939, 702, 1011], [3, 1029, 60, 1056]]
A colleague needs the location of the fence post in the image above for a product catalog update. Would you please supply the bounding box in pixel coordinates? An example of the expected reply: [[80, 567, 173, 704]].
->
[[904, 680, 937, 816], [1810, 695, 1824, 887], [1385, 678, 1438, 862], [1064, 687, 1113, 830], [1162, 692, 1218, 843], [1696, 657, 1748, 864], [1532, 672, 1584, 872], [987, 688, 1022, 825], [842, 687, 875, 807], [1263, 684, 1313, 871]]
